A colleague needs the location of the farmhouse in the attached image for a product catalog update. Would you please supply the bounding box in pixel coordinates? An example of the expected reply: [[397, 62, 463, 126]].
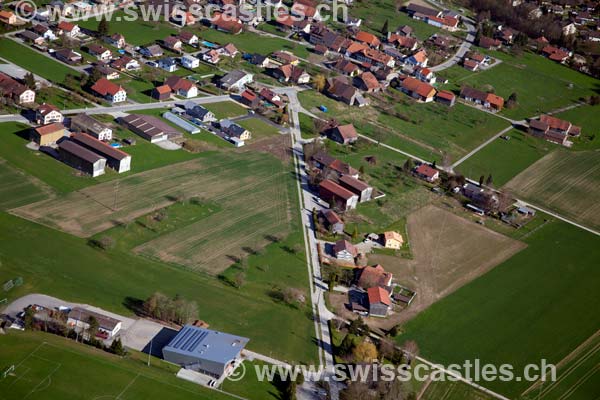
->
[[339, 175, 373, 202], [70, 113, 112, 140], [333, 239, 358, 261], [178, 31, 199, 45], [220, 119, 251, 140], [67, 307, 122, 338], [353, 72, 381, 93], [528, 115, 581, 146], [120, 114, 182, 143], [400, 77, 436, 102], [367, 287, 391, 317], [354, 31, 381, 47], [91, 79, 127, 103], [327, 124, 358, 145], [357, 264, 393, 289], [459, 87, 504, 111], [31, 122, 66, 146], [0, 10, 17, 25], [414, 163, 439, 182], [0, 72, 36, 105], [312, 152, 359, 178], [320, 209, 344, 234], [319, 179, 358, 211], [210, 12, 243, 34], [219, 70, 253, 92], [435, 90, 456, 106], [36, 103, 63, 125], [71, 132, 131, 173], [383, 231, 403, 249], [162, 325, 249, 378], [58, 140, 106, 177], [164, 76, 198, 98], [478, 36, 501, 50], [57, 21, 80, 37]]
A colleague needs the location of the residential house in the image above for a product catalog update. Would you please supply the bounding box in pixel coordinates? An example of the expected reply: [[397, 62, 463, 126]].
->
[[351, 47, 395, 68], [357, 264, 393, 289], [394, 25, 413, 37], [404, 49, 428, 67], [87, 43, 112, 61], [459, 87, 504, 111], [339, 175, 372, 202], [353, 72, 381, 93], [210, 12, 243, 34], [90, 78, 127, 103], [164, 75, 198, 98], [110, 56, 140, 71], [120, 114, 182, 142], [140, 44, 164, 58], [70, 113, 113, 140], [36, 103, 63, 125], [219, 70, 253, 92], [93, 63, 120, 80], [259, 88, 284, 107], [152, 85, 171, 101], [333, 239, 358, 262], [56, 21, 80, 37], [271, 50, 299, 66], [383, 231, 403, 249], [478, 36, 501, 50], [220, 119, 251, 140], [463, 58, 480, 71], [325, 77, 368, 107], [319, 179, 359, 211], [185, 103, 216, 123], [312, 152, 359, 178], [58, 140, 106, 177], [67, 307, 122, 338], [163, 36, 183, 52], [273, 64, 310, 84], [400, 77, 436, 102], [31, 122, 65, 146], [414, 163, 439, 182], [414, 66, 435, 83], [387, 34, 418, 51], [354, 31, 381, 47], [435, 90, 456, 106], [181, 54, 200, 69], [426, 15, 459, 31], [320, 209, 344, 234], [158, 57, 178, 72], [0, 72, 36, 104], [541, 45, 570, 63], [202, 49, 221, 64], [105, 33, 126, 48], [367, 287, 391, 317], [218, 43, 239, 58], [249, 53, 271, 68], [331, 58, 361, 77], [32, 24, 57, 41], [19, 31, 45, 46], [71, 132, 131, 173], [327, 124, 358, 145], [528, 114, 581, 146], [178, 31, 199, 46], [0, 10, 17, 25], [240, 89, 259, 108], [54, 48, 82, 64]]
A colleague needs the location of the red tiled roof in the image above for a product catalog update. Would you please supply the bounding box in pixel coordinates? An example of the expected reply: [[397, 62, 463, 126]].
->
[[91, 78, 124, 96], [35, 122, 64, 136], [355, 31, 381, 47], [539, 114, 571, 131], [436, 90, 455, 101], [358, 264, 392, 289], [58, 21, 76, 32], [357, 72, 380, 90], [485, 93, 504, 108], [241, 89, 257, 102], [367, 286, 391, 306], [415, 163, 438, 178], [319, 179, 356, 200], [164, 76, 195, 92], [154, 84, 171, 95], [334, 124, 358, 140]]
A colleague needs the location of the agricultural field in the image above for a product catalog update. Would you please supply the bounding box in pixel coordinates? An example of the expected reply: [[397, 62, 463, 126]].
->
[[0, 161, 51, 210], [0, 331, 238, 400], [398, 218, 600, 398], [199, 29, 311, 59], [367, 205, 525, 328], [420, 379, 495, 400], [521, 331, 600, 400], [456, 129, 553, 187], [553, 104, 600, 151], [504, 150, 600, 232], [443, 51, 600, 120], [0, 39, 76, 84]]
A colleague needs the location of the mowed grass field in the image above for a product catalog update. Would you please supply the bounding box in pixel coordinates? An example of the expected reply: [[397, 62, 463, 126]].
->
[[522, 331, 600, 400], [456, 130, 553, 187], [504, 150, 600, 232], [398, 218, 600, 398], [0, 332, 236, 400], [445, 51, 600, 120], [0, 161, 50, 210], [0, 39, 75, 84]]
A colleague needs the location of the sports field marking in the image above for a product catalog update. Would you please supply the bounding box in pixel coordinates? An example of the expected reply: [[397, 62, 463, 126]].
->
[[6, 366, 31, 388], [23, 362, 61, 399], [116, 373, 140, 400]]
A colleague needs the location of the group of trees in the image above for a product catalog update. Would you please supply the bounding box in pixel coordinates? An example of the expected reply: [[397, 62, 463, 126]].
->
[[143, 292, 199, 325]]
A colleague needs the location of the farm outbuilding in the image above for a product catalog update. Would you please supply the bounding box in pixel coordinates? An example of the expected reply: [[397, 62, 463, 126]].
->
[[162, 325, 249, 378], [58, 140, 106, 177]]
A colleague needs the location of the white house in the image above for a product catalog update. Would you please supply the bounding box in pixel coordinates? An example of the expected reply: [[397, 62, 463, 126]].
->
[[36, 103, 64, 125], [219, 70, 253, 92], [67, 307, 122, 339], [91, 78, 127, 103], [57, 21, 80, 37], [181, 54, 199, 69], [158, 58, 177, 73]]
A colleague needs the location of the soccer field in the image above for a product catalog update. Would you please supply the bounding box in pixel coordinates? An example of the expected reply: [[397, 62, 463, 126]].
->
[[0, 332, 235, 400]]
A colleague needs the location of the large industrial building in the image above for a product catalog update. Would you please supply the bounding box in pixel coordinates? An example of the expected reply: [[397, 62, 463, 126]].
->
[[120, 114, 182, 143], [162, 325, 249, 378]]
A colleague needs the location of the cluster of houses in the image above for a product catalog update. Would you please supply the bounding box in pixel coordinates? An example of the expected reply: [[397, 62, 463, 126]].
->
[[403, 3, 461, 32], [528, 114, 581, 146], [0, 72, 36, 105], [31, 111, 132, 177]]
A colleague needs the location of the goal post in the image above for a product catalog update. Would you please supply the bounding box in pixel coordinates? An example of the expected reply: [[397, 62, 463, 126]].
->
[[2, 365, 15, 379]]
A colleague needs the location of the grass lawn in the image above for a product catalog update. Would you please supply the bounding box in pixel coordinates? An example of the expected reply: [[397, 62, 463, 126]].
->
[[204, 101, 248, 119], [298, 112, 319, 139], [77, 11, 178, 45], [119, 77, 156, 103], [200, 29, 311, 59], [420, 379, 495, 400], [442, 51, 600, 120], [398, 217, 600, 398], [0, 331, 238, 400], [237, 117, 282, 139], [36, 87, 89, 110], [0, 122, 199, 194], [0, 161, 49, 210], [221, 361, 283, 400], [553, 104, 600, 150], [456, 129, 553, 187], [0, 39, 75, 84]]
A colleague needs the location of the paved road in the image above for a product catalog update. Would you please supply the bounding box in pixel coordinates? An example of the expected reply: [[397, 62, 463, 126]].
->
[[429, 20, 476, 72], [452, 125, 513, 169]]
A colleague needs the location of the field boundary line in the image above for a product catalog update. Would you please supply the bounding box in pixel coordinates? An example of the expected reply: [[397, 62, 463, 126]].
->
[[116, 373, 140, 399], [23, 362, 61, 399]]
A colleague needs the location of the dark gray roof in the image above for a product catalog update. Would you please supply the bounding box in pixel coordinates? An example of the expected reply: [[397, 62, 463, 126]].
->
[[71, 113, 111, 136], [67, 307, 120, 331], [163, 325, 249, 365], [59, 140, 105, 164], [220, 70, 248, 86]]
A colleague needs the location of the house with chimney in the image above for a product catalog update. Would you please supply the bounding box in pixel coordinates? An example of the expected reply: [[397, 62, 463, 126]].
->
[[90, 78, 127, 103]]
